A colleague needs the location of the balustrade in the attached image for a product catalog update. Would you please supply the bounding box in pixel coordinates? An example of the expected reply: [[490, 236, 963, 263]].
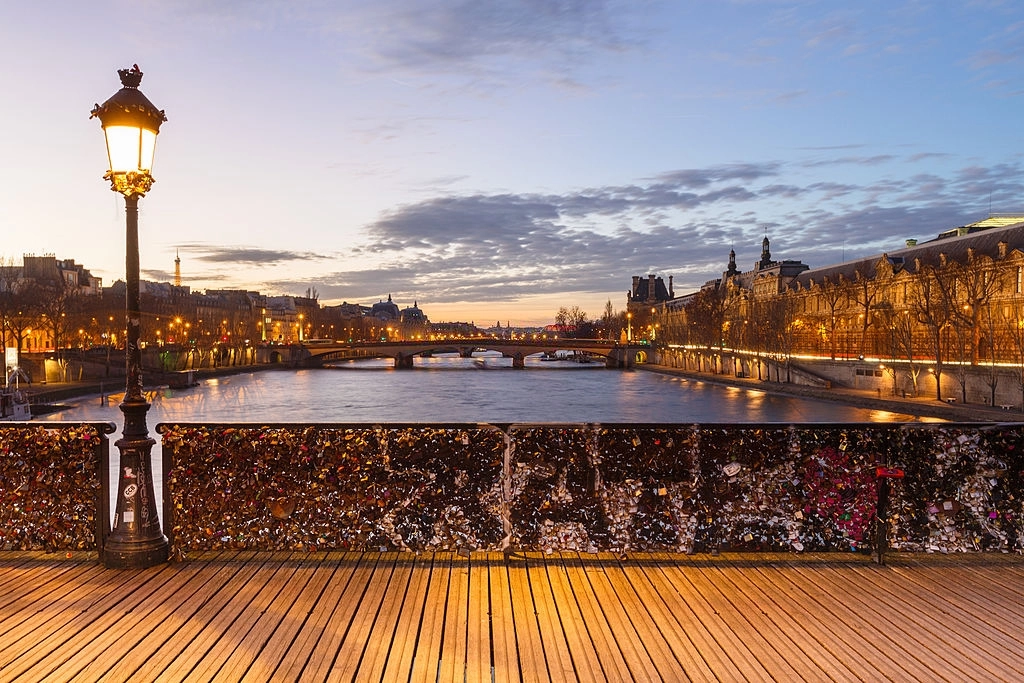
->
[[7, 421, 1021, 561]]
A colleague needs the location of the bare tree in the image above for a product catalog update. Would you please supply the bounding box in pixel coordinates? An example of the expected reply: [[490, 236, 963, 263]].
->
[[850, 271, 877, 356], [950, 322, 972, 402], [685, 287, 727, 352], [1000, 297, 1024, 411], [554, 306, 589, 338], [758, 293, 799, 382], [746, 296, 770, 379], [981, 300, 1003, 406], [955, 250, 1007, 364], [911, 261, 958, 400], [602, 300, 618, 341], [817, 276, 847, 360], [875, 298, 923, 397], [0, 257, 22, 353]]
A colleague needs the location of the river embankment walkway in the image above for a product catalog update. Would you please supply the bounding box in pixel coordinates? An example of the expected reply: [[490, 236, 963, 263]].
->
[[21, 363, 283, 412], [3, 550, 1024, 681], [641, 364, 1023, 422]]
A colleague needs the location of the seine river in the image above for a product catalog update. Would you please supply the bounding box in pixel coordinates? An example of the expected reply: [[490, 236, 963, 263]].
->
[[42, 354, 921, 519], [42, 354, 920, 425]]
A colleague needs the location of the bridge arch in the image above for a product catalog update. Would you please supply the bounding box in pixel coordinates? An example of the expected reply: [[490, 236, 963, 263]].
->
[[298, 339, 645, 369]]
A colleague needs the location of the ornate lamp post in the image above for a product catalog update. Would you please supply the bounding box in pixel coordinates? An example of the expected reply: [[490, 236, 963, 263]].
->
[[91, 66, 169, 568]]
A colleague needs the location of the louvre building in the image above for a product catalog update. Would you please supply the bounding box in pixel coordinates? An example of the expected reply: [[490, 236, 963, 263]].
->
[[651, 216, 1024, 395]]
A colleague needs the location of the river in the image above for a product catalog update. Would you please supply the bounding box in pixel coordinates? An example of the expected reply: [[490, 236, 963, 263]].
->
[[42, 354, 921, 424], [41, 355, 923, 521]]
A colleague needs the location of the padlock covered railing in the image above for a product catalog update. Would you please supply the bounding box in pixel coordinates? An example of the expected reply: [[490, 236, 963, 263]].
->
[[156, 422, 1024, 557], [0, 423, 116, 551]]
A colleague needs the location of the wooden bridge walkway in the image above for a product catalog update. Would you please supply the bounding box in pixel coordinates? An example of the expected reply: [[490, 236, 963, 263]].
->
[[2, 551, 1023, 681]]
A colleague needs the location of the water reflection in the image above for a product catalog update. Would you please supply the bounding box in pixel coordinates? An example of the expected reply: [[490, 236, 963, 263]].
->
[[47, 362, 928, 524], [43, 362, 925, 425]]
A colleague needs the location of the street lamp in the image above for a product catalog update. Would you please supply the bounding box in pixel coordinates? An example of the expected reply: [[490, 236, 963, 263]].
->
[[91, 65, 168, 568]]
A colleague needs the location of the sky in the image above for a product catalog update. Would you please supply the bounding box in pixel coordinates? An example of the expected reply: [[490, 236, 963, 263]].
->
[[2, 1, 1023, 326]]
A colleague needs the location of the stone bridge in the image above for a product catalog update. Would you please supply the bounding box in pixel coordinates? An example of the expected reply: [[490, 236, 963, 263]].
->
[[279, 338, 649, 369]]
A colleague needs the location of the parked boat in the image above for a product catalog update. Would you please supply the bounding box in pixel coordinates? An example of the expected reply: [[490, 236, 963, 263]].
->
[[2, 368, 31, 421]]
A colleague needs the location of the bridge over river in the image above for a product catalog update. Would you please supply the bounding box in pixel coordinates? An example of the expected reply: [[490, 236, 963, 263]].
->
[[279, 338, 648, 369]]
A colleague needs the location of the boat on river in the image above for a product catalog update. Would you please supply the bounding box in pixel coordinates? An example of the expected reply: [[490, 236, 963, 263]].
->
[[2, 368, 31, 421]]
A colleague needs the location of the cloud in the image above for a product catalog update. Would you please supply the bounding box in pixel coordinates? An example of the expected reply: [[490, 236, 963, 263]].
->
[[804, 16, 857, 51], [180, 152, 1024, 314], [652, 163, 781, 188], [175, 244, 330, 265], [332, 0, 650, 90], [801, 155, 897, 168], [306, 155, 1024, 304], [369, 0, 638, 64]]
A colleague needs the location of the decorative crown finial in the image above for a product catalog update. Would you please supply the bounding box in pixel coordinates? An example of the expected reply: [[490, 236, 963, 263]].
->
[[118, 64, 144, 88]]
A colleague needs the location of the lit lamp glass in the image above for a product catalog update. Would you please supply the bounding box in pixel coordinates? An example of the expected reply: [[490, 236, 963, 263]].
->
[[103, 125, 157, 176], [91, 65, 165, 197]]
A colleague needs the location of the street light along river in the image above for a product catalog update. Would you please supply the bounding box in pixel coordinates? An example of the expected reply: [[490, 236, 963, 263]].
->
[[91, 65, 168, 568]]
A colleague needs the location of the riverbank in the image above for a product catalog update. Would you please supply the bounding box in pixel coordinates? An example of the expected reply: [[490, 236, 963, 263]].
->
[[21, 363, 283, 413], [642, 363, 1023, 422]]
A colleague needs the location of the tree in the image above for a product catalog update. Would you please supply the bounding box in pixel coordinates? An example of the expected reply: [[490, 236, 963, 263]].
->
[[0, 257, 22, 352], [1001, 297, 1024, 410], [981, 300, 1003, 406], [755, 293, 799, 382], [601, 300, 618, 341], [954, 250, 1007, 365], [36, 273, 81, 357], [910, 261, 958, 400], [554, 306, 588, 337], [816, 276, 847, 360], [875, 301, 922, 397], [850, 271, 877, 356], [685, 287, 728, 367]]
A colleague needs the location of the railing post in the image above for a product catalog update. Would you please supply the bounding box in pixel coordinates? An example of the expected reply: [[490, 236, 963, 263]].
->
[[95, 424, 115, 552], [875, 476, 890, 565], [874, 465, 904, 565]]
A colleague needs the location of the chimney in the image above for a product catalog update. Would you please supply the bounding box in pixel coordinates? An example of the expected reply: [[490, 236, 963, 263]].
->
[[631, 275, 640, 298], [647, 274, 656, 302], [999, 241, 1008, 258], [668, 275, 674, 298]]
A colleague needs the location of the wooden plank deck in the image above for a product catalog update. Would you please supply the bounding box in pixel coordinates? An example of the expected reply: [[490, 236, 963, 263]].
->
[[2, 551, 1024, 682]]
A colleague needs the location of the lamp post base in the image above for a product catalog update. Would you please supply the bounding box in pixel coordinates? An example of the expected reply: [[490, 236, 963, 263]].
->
[[102, 535, 169, 569], [102, 400, 169, 569]]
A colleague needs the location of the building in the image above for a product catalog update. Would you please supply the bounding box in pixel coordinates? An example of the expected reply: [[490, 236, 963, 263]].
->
[[657, 216, 1024, 390], [400, 301, 430, 339]]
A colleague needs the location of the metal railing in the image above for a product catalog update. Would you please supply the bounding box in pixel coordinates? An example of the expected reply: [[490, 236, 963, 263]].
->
[[155, 422, 1024, 559], [0, 422, 116, 552]]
